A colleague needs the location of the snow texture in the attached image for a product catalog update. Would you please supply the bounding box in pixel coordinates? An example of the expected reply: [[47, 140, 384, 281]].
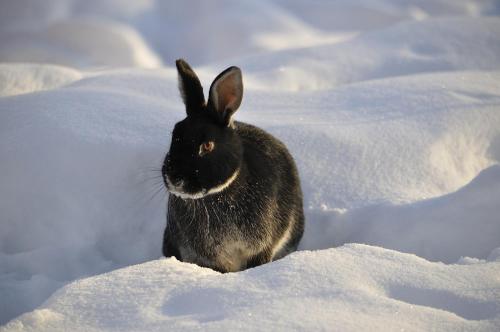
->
[[1, 0, 500, 331], [4, 245, 500, 332]]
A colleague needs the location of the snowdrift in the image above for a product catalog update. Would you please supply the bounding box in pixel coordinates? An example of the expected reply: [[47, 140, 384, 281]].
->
[[1, 65, 499, 329], [3, 245, 500, 332], [1, 0, 500, 330]]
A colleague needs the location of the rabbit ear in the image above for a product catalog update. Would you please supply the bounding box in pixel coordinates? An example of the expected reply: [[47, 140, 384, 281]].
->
[[208, 66, 243, 127], [176, 59, 205, 115]]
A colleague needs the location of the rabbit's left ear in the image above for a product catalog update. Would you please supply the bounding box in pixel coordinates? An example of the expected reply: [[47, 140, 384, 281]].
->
[[176, 59, 205, 115], [208, 66, 243, 127]]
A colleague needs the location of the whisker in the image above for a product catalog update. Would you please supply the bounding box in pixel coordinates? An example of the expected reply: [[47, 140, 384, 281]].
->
[[147, 184, 167, 204], [202, 200, 210, 237], [142, 175, 164, 183]]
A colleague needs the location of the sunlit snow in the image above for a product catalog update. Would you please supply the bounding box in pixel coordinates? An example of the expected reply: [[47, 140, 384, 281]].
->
[[1, 0, 499, 331]]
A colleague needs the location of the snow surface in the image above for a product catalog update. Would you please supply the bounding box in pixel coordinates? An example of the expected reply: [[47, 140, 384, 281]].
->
[[3, 245, 500, 332], [1, 0, 500, 330]]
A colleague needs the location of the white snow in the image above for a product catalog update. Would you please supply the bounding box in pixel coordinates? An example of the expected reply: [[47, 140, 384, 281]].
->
[[4, 245, 500, 332], [1, 0, 500, 331], [0, 64, 82, 97]]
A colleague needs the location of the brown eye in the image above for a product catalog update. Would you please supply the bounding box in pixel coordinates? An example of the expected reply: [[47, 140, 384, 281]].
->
[[199, 141, 215, 156]]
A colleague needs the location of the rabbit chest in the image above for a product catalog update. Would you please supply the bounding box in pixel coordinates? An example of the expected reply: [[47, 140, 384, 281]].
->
[[167, 192, 273, 272]]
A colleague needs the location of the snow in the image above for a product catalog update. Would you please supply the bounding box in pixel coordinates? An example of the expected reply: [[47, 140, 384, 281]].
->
[[3, 246, 500, 332], [1, 0, 500, 330], [0, 64, 82, 97], [238, 17, 500, 91], [0, 18, 162, 68]]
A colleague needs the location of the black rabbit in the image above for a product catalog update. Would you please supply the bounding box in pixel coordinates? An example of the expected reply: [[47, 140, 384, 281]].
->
[[162, 59, 304, 272]]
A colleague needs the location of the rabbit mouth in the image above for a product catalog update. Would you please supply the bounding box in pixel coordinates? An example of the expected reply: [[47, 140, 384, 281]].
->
[[165, 177, 204, 200], [165, 168, 240, 200]]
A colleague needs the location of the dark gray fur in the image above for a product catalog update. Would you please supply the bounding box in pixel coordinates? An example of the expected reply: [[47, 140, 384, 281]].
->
[[162, 59, 304, 272]]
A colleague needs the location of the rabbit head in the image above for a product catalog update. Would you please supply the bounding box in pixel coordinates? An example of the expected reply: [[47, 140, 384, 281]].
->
[[163, 59, 244, 199]]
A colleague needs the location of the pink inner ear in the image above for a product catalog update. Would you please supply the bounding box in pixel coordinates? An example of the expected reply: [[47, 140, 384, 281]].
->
[[224, 94, 237, 111], [218, 78, 238, 110], [210, 67, 243, 119]]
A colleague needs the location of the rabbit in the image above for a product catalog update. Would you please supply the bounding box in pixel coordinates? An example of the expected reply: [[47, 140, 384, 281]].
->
[[161, 59, 304, 273]]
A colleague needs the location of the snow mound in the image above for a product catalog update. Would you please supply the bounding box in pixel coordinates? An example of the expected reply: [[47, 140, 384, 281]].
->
[[0, 18, 162, 68], [238, 17, 500, 91], [2, 0, 500, 329], [3, 245, 500, 332], [0, 0, 343, 67], [1, 65, 499, 326], [302, 164, 500, 263], [2, 0, 498, 67], [272, 0, 500, 31], [243, 70, 500, 208], [0, 64, 82, 97]]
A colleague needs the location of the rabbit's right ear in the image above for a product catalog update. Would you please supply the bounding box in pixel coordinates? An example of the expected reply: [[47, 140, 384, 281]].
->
[[176, 59, 206, 115], [207, 66, 243, 127]]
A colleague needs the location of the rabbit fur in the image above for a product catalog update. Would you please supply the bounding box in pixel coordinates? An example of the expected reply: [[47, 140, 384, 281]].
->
[[162, 59, 304, 273]]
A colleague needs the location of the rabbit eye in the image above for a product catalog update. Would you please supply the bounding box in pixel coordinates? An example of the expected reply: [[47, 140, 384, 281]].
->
[[199, 141, 215, 156]]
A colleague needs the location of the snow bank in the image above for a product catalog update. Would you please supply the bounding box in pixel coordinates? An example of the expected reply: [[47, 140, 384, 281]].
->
[[271, 0, 500, 31], [243, 71, 500, 208], [0, 64, 82, 97], [237, 17, 500, 91], [1, 0, 500, 329], [0, 0, 336, 67], [301, 165, 500, 263], [1, 66, 499, 327], [2, 245, 500, 332], [0, 18, 162, 68], [2, 0, 498, 67]]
